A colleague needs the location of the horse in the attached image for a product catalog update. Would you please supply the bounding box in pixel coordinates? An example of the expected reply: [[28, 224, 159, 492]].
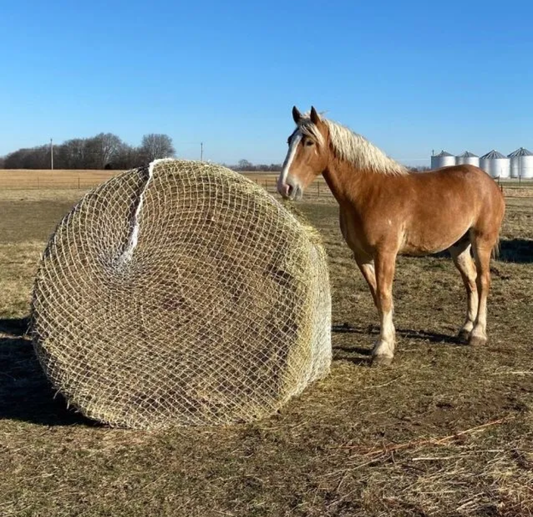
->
[[277, 106, 505, 366]]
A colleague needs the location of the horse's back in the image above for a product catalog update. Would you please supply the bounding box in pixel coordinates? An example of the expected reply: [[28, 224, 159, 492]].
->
[[419, 164, 493, 183], [412, 165, 504, 208], [437, 165, 505, 215]]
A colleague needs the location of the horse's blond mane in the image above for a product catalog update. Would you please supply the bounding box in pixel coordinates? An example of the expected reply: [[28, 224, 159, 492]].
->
[[297, 116, 408, 176]]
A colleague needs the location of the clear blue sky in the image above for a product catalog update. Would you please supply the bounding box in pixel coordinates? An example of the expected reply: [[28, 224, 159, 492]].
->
[[2, 0, 533, 166]]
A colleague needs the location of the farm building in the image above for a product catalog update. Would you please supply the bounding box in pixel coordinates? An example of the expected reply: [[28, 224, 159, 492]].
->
[[430, 147, 533, 178], [456, 151, 479, 167], [479, 150, 510, 179], [508, 147, 533, 179], [430, 150, 456, 168]]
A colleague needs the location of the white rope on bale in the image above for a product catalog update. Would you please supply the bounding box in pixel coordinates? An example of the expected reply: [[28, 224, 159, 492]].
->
[[31, 160, 332, 430], [117, 158, 174, 265]]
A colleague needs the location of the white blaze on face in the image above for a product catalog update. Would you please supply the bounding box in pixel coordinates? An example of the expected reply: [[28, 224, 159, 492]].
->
[[278, 131, 302, 193]]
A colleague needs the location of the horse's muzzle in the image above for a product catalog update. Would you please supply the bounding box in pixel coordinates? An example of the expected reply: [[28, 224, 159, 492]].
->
[[277, 177, 303, 201]]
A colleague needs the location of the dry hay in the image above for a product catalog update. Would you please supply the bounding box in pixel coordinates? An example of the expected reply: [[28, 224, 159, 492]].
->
[[31, 159, 331, 429]]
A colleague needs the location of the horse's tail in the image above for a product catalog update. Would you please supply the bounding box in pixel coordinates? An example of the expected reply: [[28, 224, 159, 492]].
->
[[492, 195, 505, 260]]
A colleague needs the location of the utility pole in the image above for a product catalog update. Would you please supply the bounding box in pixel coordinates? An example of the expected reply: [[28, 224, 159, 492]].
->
[[200, 142, 203, 161], [50, 138, 54, 170]]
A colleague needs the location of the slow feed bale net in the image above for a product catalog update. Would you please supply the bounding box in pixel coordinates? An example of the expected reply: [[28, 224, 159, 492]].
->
[[32, 159, 331, 429]]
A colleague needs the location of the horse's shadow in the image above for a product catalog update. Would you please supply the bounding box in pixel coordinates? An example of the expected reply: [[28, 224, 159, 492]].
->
[[433, 238, 533, 264], [332, 323, 461, 364], [0, 317, 90, 426], [332, 323, 459, 344], [498, 238, 533, 264]]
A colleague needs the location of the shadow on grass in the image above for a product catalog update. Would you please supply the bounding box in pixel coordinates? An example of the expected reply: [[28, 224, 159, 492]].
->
[[0, 317, 92, 426], [331, 323, 464, 365], [332, 323, 461, 345], [0, 316, 30, 336], [408, 238, 533, 264], [498, 239, 533, 263]]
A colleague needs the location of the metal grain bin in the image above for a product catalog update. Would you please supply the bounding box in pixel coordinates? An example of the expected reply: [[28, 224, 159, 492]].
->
[[456, 151, 479, 167], [508, 147, 533, 179], [479, 150, 510, 179], [431, 150, 456, 169]]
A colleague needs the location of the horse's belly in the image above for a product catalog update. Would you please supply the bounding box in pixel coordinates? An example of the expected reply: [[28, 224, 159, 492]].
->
[[400, 226, 469, 256]]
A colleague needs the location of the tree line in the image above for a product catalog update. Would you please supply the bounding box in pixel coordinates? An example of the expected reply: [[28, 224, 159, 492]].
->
[[0, 133, 175, 170], [229, 161, 427, 173], [0, 139, 427, 173], [229, 159, 282, 172]]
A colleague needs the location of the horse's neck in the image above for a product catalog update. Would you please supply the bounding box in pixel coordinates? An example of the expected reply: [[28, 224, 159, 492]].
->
[[322, 157, 386, 208]]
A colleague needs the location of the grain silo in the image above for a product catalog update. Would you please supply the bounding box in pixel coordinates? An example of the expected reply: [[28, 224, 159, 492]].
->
[[508, 147, 533, 179], [456, 151, 479, 167], [479, 150, 510, 179], [431, 150, 456, 169]]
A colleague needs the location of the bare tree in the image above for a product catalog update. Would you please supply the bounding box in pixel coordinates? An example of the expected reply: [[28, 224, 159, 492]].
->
[[76, 133, 122, 169], [113, 143, 143, 169], [91, 133, 123, 169], [236, 159, 253, 171], [140, 134, 175, 162], [59, 138, 89, 169]]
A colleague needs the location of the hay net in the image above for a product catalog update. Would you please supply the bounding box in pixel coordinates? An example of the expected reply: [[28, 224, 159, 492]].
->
[[31, 159, 331, 429]]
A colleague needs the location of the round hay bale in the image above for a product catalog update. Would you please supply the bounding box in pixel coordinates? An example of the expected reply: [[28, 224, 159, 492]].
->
[[31, 159, 331, 429]]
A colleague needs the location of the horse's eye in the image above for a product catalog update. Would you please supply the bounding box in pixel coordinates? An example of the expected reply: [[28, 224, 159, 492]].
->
[[305, 140, 314, 146]]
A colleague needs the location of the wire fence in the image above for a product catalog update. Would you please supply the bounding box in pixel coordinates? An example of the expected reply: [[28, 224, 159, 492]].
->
[[247, 177, 533, 199], [1, 174, 532, 199], [251, 178, 332, 198]]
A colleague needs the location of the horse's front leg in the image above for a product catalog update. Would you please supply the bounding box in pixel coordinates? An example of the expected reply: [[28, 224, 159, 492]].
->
[[372, 251, 397, 366], [354, 256, 378, 308]]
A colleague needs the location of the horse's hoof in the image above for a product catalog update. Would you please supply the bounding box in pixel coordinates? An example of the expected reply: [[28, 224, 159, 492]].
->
[[457, 329, 471, 343], [371, 354, 394, 367], [468, 335, 487, 347]]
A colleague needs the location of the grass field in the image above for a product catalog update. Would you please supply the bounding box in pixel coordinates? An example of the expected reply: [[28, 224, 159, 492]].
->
[[1, 169, 531, 199], [0, 169, 313, 196], [1, 179, 532, 516]]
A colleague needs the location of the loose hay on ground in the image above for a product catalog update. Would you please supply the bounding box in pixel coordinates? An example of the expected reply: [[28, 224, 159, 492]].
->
[[31, 160, 331, 429]]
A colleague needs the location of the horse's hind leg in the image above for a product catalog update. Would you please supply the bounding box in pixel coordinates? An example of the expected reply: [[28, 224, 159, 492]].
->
[[449, 240, 478, 343], [469, 233, 497, 347]]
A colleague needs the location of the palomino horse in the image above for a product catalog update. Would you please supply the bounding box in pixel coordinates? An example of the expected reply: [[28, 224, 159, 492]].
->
[[278, 106, 505, 366]]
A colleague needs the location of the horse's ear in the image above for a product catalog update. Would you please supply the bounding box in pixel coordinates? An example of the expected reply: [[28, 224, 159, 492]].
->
[[310, 106, 321, 125], [292, 106, 302, 124]]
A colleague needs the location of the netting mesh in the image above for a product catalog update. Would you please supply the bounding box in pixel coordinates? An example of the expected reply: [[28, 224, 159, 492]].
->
[[31, 159, 331, 429]]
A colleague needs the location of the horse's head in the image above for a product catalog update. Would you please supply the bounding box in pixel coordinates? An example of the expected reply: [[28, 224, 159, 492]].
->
[[277, 106, 329, 200]]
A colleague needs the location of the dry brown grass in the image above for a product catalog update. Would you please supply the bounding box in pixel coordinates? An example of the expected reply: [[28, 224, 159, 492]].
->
[[0, 169, 321, 194], [0, 169, 121, 189], [0, 169, 276, 185], [0, 185, 532, 516]]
